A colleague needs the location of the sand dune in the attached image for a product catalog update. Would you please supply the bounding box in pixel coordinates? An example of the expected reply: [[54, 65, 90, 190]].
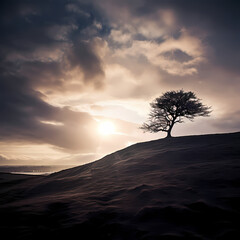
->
[[1, 132, 240, 239]]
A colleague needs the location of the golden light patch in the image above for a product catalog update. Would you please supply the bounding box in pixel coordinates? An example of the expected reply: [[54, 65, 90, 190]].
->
[[98, 121, 116, 135]]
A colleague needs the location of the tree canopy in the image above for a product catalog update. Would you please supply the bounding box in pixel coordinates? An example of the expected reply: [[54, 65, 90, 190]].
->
[[141, 90, 212, 138]]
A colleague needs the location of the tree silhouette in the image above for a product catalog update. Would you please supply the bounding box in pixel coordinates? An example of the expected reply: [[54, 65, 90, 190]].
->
[[141, 90, 212, 138]]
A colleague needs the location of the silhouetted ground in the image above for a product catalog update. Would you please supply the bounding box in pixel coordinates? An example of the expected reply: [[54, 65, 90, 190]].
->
[[1, 132, 240, 240]]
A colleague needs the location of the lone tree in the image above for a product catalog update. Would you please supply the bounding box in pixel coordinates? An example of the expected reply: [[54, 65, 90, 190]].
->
[[141, 90, 211, 138]]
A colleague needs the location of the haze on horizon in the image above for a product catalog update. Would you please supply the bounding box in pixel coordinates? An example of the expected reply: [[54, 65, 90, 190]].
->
[[0, 0, 240, 166]]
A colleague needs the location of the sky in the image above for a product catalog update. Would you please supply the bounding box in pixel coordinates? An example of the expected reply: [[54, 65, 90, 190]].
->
[[1, 0, 240, 166]]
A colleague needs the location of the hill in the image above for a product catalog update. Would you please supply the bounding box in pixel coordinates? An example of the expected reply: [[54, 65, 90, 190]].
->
[[1, 132, 240, 240]]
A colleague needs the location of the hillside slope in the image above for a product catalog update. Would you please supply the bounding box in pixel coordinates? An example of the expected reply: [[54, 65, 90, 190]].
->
[[1, 132, 240, 240]]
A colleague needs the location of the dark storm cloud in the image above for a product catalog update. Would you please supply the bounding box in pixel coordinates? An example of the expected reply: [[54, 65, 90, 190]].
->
[[0, 0, 106, 83], [66, 39, 105, 87], [0, 71, 99, 151], [0, 0, 105, 151], [162, 50, 193, 63]]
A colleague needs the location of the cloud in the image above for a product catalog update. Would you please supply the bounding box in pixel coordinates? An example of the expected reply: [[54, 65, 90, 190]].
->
[[136, 0, 240, 74], [97, 0, 240, 75], [100, 0, 240, 113], [115, 32, 205, 76], [210, 110, 240, 133], [1, 0, 240, 163], [0, 0, 106, 91], [65, 38, 105, 88], [0, 0, 108, 152], [0, 155, 10, 165], [0, 71, 100, 152]]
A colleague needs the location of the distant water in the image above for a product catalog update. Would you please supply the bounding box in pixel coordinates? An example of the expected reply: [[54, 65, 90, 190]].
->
[[0, 165, 75, 175]]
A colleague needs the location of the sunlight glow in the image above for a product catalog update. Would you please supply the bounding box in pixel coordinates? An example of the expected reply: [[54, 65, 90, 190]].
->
[[41, 120, 64, 126], [98, 121, 116, 135]]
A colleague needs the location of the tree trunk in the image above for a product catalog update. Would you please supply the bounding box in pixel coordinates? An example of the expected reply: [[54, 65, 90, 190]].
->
[[166, 130, 172, 138], [167, 121, 174, 138]]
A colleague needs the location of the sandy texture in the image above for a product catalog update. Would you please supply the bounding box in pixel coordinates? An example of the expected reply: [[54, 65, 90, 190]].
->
[[1, 132, 240, 239]]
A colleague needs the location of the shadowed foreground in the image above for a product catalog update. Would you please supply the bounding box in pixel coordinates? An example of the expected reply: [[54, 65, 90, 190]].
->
[[1, 132, 240, 239]]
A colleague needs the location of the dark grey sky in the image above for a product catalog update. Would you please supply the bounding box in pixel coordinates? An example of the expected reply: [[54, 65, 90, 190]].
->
[[1, 0, 240, 165]]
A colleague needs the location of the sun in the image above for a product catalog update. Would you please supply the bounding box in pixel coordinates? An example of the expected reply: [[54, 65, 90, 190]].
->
[[98, 121, 116, 135]]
